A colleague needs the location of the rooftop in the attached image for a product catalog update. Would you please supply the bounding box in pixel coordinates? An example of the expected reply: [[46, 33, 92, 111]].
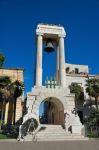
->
[[39, 23, 63, 27], [0, 68, 24, 70]]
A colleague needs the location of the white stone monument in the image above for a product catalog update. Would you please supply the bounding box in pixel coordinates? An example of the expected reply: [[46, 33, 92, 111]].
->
[[21, 23, 85, 141]]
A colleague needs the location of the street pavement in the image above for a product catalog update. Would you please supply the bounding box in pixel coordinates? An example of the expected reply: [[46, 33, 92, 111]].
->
[[0, 140, 99, 150]]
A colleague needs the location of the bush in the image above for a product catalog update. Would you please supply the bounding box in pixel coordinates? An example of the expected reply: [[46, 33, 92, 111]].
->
[[87, 131, 99, 138], [1, 124, 19, 138], [84, 109, 99, 138], [1, 118, 38, 139], [0, 133, 10, 139]]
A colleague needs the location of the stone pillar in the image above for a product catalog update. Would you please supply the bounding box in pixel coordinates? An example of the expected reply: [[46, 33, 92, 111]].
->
[[56, 45, 59, 84], [59, 37, 66, 87], [15, 98, 22, 123], [4, 102, 9, 124], [35, 34, 43, 86]]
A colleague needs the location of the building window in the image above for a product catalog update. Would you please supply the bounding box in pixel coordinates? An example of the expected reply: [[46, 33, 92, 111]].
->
[[75, 68, 79, 74], [66, 67, 70, 74]]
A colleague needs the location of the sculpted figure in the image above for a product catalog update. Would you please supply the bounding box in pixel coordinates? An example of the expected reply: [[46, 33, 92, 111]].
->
[[64, 112, 70, 133]]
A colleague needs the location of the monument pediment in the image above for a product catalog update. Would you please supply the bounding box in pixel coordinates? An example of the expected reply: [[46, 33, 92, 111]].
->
[[36, 24, 66, 37]]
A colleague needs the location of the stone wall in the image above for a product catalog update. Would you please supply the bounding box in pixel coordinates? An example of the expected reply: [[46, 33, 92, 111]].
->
[[0, 68, 24, 82]]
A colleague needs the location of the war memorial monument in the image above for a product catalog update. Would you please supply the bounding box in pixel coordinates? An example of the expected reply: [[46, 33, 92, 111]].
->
[[19, 23, 89, 141]]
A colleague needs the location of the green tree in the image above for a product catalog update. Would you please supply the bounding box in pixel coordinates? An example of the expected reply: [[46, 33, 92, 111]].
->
[[69, 83, 84, 114], [86, 78, 99, 109], [0, 53, 24, 125], [0, 53, 5, 68], [0, 76, 11, 130], [87, 109, 99, 127], [85, 108, 99, 137], [11, 80, 24, 124], [0, 77, 24, 127]]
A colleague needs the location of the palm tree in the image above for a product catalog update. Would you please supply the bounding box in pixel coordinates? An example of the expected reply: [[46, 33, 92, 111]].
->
[[0, 53, 24, 125], [10, 80, 24, 124], [0, 77, 24, 126], [0, 52, 5, 68], [69, 83, 83, 114], [86, 78, 99, 109], [0, 76, 11, 130]]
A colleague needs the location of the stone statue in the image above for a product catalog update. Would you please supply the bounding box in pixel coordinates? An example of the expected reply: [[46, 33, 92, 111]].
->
[[28, 119, 35, 133], [18, 125, 22, 141], [64, 112, 70, 133]]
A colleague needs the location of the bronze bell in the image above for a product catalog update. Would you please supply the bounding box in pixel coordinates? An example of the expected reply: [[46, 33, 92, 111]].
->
[[44, 39, 54, 53]]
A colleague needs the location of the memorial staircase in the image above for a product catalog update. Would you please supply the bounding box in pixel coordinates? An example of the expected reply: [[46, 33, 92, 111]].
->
[[24, 124, 85, 141]]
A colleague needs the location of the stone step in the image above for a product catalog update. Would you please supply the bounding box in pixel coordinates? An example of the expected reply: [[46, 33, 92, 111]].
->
[[26, 132, 69, 135], [38, 135, 84, 137], [26, 133, 73, 136], [37, 138, 86, 141], [24, 135, 85, 142], [39, 129, 65, 131], [38, 128, 65, 132], [24, 134, 84, 141], [39, 127, 64, 129], [38, 129, 66, 132], [38, 131, 66, 134], [40, 124, 63, 127], [25, 135, 84, 139], [36, 136, 84, 139], [24, 124, 85, 141], [37, 133, 70, 136], [40, 125, 64, 128], [25, 133, 84, 139]]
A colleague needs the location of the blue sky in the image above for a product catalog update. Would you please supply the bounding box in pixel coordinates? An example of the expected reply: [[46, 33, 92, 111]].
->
[[0, 0, 99, 94]]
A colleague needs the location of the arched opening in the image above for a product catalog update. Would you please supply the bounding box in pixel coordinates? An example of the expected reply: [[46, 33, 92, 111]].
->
[[39, 97, 64, 125]]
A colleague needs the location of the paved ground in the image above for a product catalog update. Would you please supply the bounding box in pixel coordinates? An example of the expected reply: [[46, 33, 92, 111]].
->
[[0, 140, 99, 150]]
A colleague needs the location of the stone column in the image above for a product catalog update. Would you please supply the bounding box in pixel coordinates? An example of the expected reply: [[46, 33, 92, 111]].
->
[[15, 98, 22, 123], [56, 45, 59, 84], [35, 34, 43, 86], [59, 36, 66, 87], [4, 102, 9, 124]]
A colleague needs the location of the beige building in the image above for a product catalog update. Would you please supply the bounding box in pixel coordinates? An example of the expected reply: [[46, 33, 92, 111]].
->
[[0, 68, 24, 124]]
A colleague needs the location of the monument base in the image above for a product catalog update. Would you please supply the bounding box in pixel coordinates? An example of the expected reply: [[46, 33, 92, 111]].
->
[[21, 86, 84, 139]]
